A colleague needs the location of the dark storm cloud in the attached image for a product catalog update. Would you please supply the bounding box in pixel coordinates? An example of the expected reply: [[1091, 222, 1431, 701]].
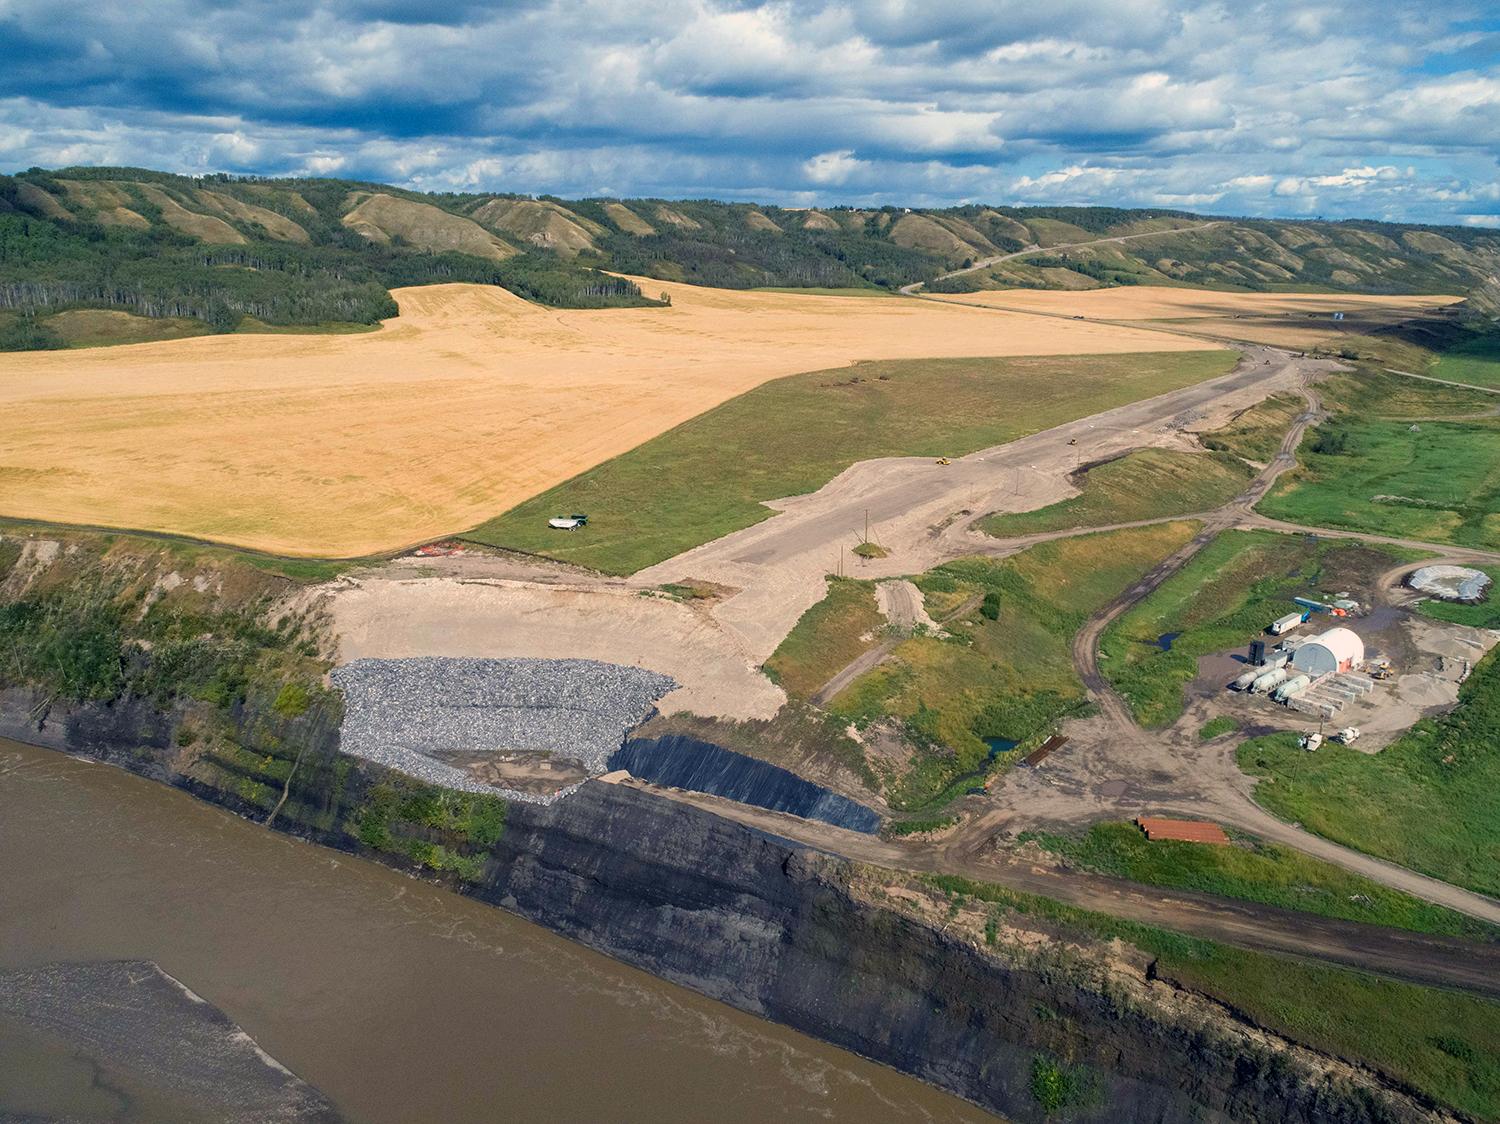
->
[[0, 0, 1495, 223]]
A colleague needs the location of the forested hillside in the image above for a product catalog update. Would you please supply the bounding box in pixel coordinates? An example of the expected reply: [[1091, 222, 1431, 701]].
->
[[1, 165, 1497, 350]]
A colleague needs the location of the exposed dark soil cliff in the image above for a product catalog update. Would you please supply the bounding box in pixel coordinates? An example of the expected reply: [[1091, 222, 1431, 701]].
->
[[0, 684, 1461, 1124]]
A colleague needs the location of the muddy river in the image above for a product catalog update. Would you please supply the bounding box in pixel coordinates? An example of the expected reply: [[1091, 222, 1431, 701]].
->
[[0, 738, 995, 1123]]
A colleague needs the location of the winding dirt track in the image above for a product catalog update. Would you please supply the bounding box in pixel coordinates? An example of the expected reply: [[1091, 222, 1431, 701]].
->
[[898, 222, 1226, 294], [786, 364, 1500, 927]]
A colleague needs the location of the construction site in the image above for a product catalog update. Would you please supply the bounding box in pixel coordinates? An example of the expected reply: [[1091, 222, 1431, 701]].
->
[[1212, 567, 1493, 750]]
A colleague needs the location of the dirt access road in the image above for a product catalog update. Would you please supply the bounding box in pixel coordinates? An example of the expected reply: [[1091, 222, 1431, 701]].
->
[[897, 222, 1226, 295], [635, 345, 1321, 664], [616, 777, 1500, 999]]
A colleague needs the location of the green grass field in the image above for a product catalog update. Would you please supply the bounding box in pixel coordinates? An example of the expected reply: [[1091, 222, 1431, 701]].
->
[[1430, 331, 1500, 389], [1259, 417, 1500, 549], [763, 577, 883, 698], [1318, 366, 1497, 417], [1022, 821, 1496, 939], [466, 350, 1237, 574], [1198, 715, 1239, 740], [1099, 531, 1411, 727], [1237, 649, 1500, 900], [830, 522, 1198, 807], [979, 449, 1253, 537], [933, 873, 1500, 1121], [1199, 392, 1304, 461]]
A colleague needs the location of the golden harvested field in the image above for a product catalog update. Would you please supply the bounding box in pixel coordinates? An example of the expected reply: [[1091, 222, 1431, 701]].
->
[[946, 286, 1462, 349], [0, 279, 1220, 557]]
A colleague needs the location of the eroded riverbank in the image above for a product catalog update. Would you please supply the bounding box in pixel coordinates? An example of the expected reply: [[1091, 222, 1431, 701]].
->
[[0, 737, 994, 1124]]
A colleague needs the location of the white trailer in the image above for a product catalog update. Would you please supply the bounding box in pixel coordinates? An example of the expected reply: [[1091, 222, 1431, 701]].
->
[[1269, 612, 1304, 635]]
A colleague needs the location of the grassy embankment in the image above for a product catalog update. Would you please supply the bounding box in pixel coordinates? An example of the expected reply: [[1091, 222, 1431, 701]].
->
[[1099, 530, 1413, 727], [925, 872, 1500, 1122], [762, 577, 883, 698], [978, 448, 1253, 537], [1020, 821, 1496, 940], [1200, 392, 1305, 461], [1428, 330, 1500, 389], [1238, 647, 1500, 899], [466, 350, 1237, 574], [775, 523, 1200, 808]]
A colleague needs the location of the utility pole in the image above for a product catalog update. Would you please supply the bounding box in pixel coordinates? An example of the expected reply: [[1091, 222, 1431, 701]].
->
[[864, 508, 869, 545]]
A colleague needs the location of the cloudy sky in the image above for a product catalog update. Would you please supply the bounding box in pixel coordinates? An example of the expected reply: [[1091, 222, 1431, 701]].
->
[[2, 0, 1497, 224]]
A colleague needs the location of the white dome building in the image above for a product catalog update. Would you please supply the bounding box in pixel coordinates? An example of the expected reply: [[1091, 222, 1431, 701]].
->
[[1290, 627, 1365, 676]]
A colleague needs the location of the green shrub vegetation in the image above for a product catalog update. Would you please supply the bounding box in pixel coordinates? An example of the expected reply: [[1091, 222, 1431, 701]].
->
[[1029, 1055, 1095, 1114], [930, 873, 1500, 1121], [831, 522, 1198, 808], [1100, 532, 1411, 726], [979, 449, 1254, 537], [1237, 652, 1500, 898], [1022, 821, 1495, 939], [0, 532, 332, 725], [468, 350, 1237, 574], [884, 814, 959, 837], [351, 778, 507, 882]]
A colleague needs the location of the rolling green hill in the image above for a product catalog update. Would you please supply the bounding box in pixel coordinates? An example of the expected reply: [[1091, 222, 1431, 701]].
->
[[2, 165, 1498, 349]]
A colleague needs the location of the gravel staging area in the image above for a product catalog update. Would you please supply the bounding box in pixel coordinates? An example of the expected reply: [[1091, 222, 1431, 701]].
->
[[1408, 564, 1492, 603], [332, 657, 676, 802]]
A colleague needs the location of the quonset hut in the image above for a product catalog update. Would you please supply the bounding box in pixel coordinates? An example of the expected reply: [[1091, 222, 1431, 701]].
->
[[1290, 627, 1364, 676]]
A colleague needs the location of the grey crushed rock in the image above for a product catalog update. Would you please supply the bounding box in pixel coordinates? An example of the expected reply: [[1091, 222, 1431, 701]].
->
[[1408, 564, 1492, 604], [331, 657, 676, 803]]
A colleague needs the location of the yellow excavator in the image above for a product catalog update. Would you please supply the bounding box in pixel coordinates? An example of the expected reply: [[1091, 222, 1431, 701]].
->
[[935, 457, 952, 466]]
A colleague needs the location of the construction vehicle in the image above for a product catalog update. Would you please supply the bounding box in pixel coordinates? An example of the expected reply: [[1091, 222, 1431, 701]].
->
[[1333, 727, 1361, 745], [935, 457, 951, 466], [1368, 659, 1392, 681], [1067, 438, 1078, 446], [1299, 732, 1323, 752]]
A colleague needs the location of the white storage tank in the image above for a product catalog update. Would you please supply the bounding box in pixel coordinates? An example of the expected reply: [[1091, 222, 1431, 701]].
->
[[1290, 627, 1364, 676], [1250, 667, 1288, 694], [1232, 668, 1260, 691], [1273, 674, 1311, 701]]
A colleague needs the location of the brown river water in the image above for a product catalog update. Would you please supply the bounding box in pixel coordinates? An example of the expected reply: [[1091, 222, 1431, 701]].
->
[[0, 739, 996, 1123]]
